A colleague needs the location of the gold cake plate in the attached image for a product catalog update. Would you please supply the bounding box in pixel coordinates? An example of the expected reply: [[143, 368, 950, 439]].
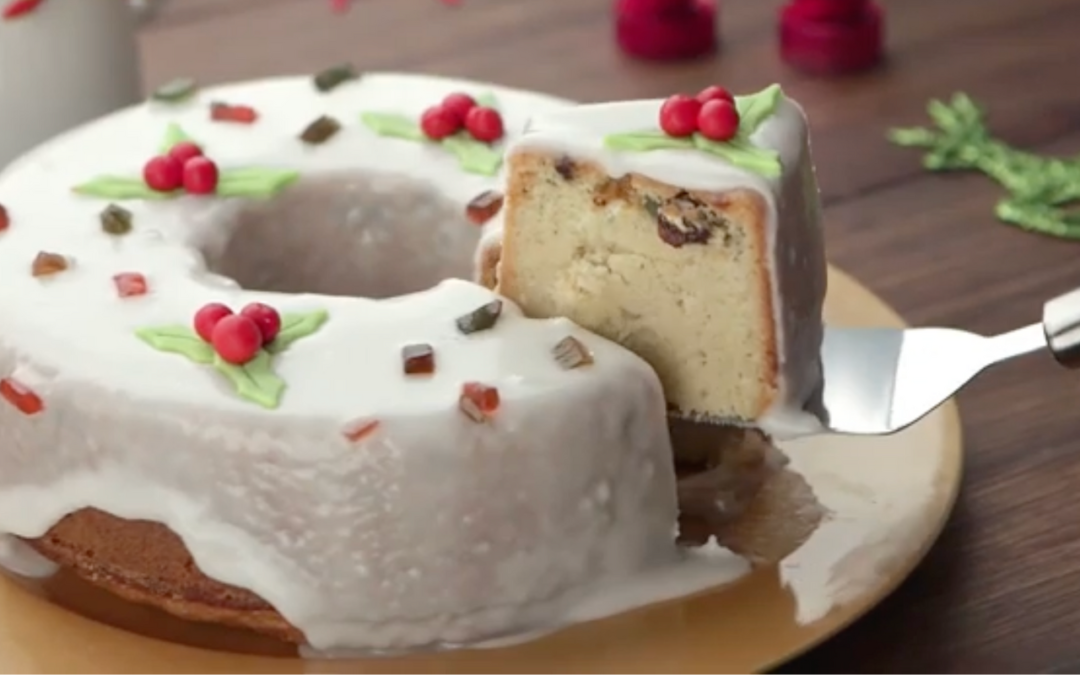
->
[[0, 266, 962, 674]]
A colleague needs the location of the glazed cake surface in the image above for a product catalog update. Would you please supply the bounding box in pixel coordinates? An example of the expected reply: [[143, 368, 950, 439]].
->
[[0, 73, 682, 650], [483, 87, 827, 435]]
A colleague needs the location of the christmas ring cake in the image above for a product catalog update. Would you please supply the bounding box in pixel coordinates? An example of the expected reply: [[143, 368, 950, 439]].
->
[[0, 71, 826, 652]]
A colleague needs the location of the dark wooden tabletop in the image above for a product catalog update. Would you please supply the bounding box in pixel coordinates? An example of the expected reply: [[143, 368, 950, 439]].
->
[[138, 1, 1080, 672]]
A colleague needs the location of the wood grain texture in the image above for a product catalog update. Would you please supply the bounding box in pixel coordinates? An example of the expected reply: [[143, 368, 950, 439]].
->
[[137, 1, 1080, 672]]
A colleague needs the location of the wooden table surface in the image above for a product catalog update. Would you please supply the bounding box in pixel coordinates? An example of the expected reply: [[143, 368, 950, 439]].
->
[[137, 1, 1080, 672]]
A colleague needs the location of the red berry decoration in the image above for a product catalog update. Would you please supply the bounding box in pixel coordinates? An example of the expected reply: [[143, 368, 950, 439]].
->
[[142, 155, 183, 192], [168, 141, 204, 166], [194, 302, 234, 342], [697, 100, 741, 142], [0, 204, 9, 232], [240, 302, 282, 345], [420, 105, 461, 141], [211, 315, 263, 365], [464, 106, 504, 143], [183, 156, 219, 195], [441, 92, 478, 124], [696, 85, 735, 105], [658, 94, 702, 137]]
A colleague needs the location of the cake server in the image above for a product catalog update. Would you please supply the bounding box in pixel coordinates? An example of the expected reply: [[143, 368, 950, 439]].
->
[[819, 285, 1080, 436]]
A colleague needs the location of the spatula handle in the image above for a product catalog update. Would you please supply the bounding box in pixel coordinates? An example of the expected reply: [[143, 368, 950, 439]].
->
[[1043, 287, 1080, 368]]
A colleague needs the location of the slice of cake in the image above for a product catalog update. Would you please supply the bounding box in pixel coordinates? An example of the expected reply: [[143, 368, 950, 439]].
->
[[478, 84, 828, 560]]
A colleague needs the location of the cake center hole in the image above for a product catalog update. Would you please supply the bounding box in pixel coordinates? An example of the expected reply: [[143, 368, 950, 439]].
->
[[201, 171, 480, 298]]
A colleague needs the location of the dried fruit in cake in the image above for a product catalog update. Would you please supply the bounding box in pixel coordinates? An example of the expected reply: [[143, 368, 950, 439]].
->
[[239, 303, 282, 345], [211, 315, 263, 365], [0, 377, 43, 415], [401, 343, 436, 376], [113, 272, 147, 298], [183, 157, 219, 195], [659, 94, 702, 138], [697, 99, 740, 142], [420, 105, 462, 141], [455, 300, 503, 334], [194, 303, 234, 342], [464, 106, 504, 143], [459, 382, 499, 423], [300, 115, 342, 145], [143, 155, 183, 192], [552, 336, 594, 370], [31, 251, 68, 277], [211, 102, 259, 124], [99, 204, 134, 235], [465, 190, 504, 225]]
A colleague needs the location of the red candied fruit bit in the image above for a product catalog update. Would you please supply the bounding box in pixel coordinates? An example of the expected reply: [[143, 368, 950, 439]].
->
[[194, 302, 234, 342], [420, 105, 461, 140], [0, 377, 43, 415], [211, 103, 259, 124], [113, 272, 148, 298], [183, 156, 219, 195], [659, 94, 702, 137], [168, 141, 204, 167], [211, 315, 262, 365], [441, 92, 478, 124], [0, 203, 9, 232], [459, 381, 500, 422], [239, 302, 281, 345], [143, 155, 183, 192], [697, 99, 740, 142], [464, 106, 504, 143], [342, 418, 380, 443], [2, 0, 44, 21], [696, 85, 735, 105]]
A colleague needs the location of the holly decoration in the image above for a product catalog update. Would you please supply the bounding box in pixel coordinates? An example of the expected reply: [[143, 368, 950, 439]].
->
[[359, 91, 505, 176], [73, 123, 299, 200], [135, 305, 329, 409], [890, 92, 1080, 240], [604, 84, 784, 179]]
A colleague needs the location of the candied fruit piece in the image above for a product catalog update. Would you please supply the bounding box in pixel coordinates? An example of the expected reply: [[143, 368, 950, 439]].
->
[[300, 115, 342, 145], [313, 64, 358, 93], [100, 203, 133, 235], [402, 343, 436, 376], [0, 377, 43, 415], [31, 251, 68, 277], [465, 190, 504, 225], [459, 381, 500, 423], [152, 77, 198, 103], [211, 102, 259, 124], [113, 272, 148, 298], [0, 203, 8, 231], [342, 417, 380, 443], [552, 336, 594, 370], [455, 300, 503, 335]]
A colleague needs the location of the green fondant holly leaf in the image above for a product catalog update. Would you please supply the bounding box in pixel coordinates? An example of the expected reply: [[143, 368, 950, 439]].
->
[[135, 325, 215, 364], [266, 309, 330, 354], [73, 176, 177, 200], [474, 91, 498, 108], [603, 131, 695, 152], [693, 134, 782, 178], [442, 133, 503, 176], [734, 84, 783, 137], [360, 112, 426, 141], [213, 350, 285, 409], [160, 122, 198, 153], [217, 167, 301, 198]]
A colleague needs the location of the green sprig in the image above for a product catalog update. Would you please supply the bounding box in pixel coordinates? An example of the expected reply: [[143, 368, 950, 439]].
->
[[889, 92, 1080, 240]]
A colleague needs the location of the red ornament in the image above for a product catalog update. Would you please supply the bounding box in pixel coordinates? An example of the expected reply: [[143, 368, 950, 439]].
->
[[659, 94, 702, 137], [142, 155, 183, 192], [167, 141, 204, 166], [442, 92, 478, 124], [464, 106, 504, 143], [697, 100, 740, 141], [696, 85, 735, 105], [211, 103, 259, 124], [420, 105, 462, 141], [1, 0, 44, 21], [0, 377, 43, 415], [113, 272, 148, 298], [239, 302, 282, 345], [211, 315, 263, 365], [194, 302, 234, 342], [779, 0, 883, 75], [614, 0, 717, 62], [183, 157, 219, 195]]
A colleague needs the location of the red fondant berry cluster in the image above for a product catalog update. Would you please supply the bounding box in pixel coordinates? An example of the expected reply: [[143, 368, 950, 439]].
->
[[659, 85, 741, 142], [194, 302, 282, 365], [143, 142, 220, 195], [420, 92, 505, 143]]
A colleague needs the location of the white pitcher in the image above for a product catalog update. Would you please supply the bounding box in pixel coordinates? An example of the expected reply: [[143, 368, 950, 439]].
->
[[0, 0, 153, 169]]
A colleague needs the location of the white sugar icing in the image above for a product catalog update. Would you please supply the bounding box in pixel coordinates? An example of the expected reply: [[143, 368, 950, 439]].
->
[[491, 91, 828, 438], [0, 73, 691, 650]]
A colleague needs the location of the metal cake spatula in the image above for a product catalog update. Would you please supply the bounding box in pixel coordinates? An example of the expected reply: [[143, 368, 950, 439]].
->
[[819, 286, 1080, 436]]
